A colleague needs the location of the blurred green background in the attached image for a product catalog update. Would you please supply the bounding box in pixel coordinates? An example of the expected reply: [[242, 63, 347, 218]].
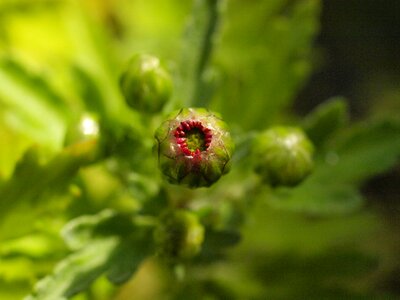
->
[[0, 0, 399, 299]]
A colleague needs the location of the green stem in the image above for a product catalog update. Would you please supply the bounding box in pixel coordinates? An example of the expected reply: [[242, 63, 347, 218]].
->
[[177, 0, 225, 108], [193, 0, 223, 107]]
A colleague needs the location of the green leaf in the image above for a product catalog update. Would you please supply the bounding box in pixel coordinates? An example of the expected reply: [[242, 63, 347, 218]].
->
[[317, 119, 400, 184], [267, 119, 400, 215], [25, 238, 119, 300], [303, 97, 349, 148], [268, 183, 363, 215], [62, 1, 127, 123], [0, 143, 91, 219], [0, 58, 68, 149], [175, 0, 225, 108], [26, 210, 153, 299], [212, 0, 321, 129]]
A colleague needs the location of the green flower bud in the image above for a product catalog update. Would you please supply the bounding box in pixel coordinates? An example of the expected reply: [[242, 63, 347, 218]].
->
[[154, 210, 204, 261], [64, 113, 103, 164], [254, 126, 314, 186], [154, 108, 234, 188], [120, 54, 172, 113]]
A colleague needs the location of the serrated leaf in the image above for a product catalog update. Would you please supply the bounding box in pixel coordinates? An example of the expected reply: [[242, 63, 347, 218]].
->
[[303, 97, 349, 148], [62, 209, 118, 250], [0, 144, 92, 219], [27, 210, 153, 299], [26, 237, 119, 300]]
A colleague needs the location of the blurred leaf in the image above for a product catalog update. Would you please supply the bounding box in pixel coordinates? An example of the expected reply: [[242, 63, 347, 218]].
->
[[303, 97, 349, 148], [26, 238, 119, 300], [268, 119, 400, 215], [269, 183, 363, 215], [318, 119, 400, 184], [249, 249, 379, 299], [0, 58, 68, 149], [62, 1, 128, 124], [0, 233, 63, 259], [0, 118, 32, 178], [69, 65, 105, 115], [27, 210, 153, 299], [0, 143, 91, 219], [212, 0, 320, 129], [176, 0, 225, 108], [196, 229, 241, 262]]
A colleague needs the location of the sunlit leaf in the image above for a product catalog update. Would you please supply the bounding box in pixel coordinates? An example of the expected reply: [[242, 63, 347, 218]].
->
[[0, 58, 68, 149], [26, 210, 153, 300]]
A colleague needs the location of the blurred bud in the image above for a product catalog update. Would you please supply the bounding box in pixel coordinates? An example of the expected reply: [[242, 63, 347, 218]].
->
[[253, 126, 314, 186], [154, 108, 234, 188], [154, 210, 204, 261], [64, 113, 103, 163], [120, 54, 172, 113]]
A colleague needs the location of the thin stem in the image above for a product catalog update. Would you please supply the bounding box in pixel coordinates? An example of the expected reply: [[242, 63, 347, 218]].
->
[[176, 0, 225, 108], [193, 0, 223, 107]]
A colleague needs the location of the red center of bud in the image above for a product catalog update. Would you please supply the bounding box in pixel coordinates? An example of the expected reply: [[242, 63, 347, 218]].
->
[[174, 120, 212, 157]]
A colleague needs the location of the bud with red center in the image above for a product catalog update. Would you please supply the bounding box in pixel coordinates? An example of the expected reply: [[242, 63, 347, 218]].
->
[[155, 108, 234, 188]]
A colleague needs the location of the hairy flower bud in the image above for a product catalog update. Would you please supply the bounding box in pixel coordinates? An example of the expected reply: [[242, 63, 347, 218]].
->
[[154, 108, 234, 188], [120, 54, 172, 113], [254, 126, 314, 186], [154, 210, 204, 261]]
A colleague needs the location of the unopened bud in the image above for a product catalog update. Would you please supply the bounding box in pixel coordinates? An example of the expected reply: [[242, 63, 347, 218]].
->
[[253, 126, 314, 186], [154, 108, 234, 188], [120, 54, 172, 113]]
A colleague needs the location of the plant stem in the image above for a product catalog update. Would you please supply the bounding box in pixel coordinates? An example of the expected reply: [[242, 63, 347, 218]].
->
[[193, 0, 223, 107]]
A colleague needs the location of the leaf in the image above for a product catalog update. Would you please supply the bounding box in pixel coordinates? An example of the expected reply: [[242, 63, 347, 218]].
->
[[317, 119, 400, 184], [303, 97, 349, 148], [0, 143, 92, 219], [267, 119, 400, 215], [26, 210, 153, 300], [25, 238, 119, 300], [196, 229, 241, 263], [212, 0, 321, 129], [62, 1, 126, 123], [0, 58, 68, 150], [268, 183, 363, 215], [175, 0, 225, 108]]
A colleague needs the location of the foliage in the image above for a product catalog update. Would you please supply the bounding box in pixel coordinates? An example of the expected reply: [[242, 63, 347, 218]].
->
[[0, 0, 399, 299]]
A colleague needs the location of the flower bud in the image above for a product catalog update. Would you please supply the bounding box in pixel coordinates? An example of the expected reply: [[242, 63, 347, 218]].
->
[[154, 108, 234, 188], [154, 210, 204, 261], [120, 54, 172, 113], [253, 126, 314, 186]]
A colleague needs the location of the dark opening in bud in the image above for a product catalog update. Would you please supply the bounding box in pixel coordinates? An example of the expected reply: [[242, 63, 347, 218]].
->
[[174, 121, 212, 156]]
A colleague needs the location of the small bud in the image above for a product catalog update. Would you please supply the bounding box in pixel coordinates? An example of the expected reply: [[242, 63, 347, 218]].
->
[[120, 54, 172, 113], [154, 210, 204, 261], [154, 108, 234, 188], [253, 126, 314, 186]]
